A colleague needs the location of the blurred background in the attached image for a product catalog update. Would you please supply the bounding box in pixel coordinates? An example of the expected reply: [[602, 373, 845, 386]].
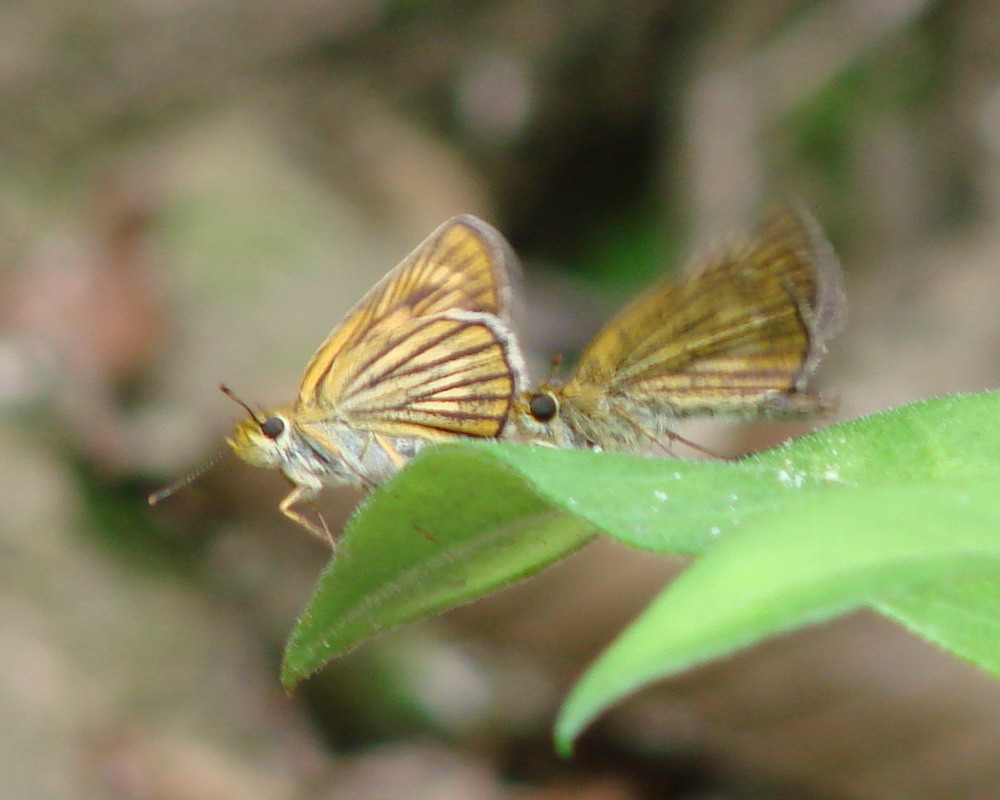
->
[[4, 1, 1000, 798]]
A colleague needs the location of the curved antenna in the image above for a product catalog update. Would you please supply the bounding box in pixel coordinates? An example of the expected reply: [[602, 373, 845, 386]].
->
[[148, 449, 226, 505], [219, 383, 265, 426]]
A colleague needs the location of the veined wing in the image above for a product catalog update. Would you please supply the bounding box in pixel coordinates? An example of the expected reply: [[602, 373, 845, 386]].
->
[[321, 310, 526, 439], [568, 205, 844, 414], [297, 215, 519, 409]]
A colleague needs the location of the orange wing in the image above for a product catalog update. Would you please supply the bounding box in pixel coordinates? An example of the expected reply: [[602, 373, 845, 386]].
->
[[319, 309, 524, 439], [567, 205, 844, 416], [297, 214, 520, 409], [295, 215, 525, 438]]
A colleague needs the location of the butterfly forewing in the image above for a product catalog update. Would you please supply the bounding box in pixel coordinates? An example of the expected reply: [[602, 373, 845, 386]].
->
[[568, 205, 844, 416], [297, 215, 518, 409]]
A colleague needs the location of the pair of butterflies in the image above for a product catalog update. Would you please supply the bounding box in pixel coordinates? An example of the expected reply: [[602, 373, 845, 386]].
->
[[211, 209, 844, 542]]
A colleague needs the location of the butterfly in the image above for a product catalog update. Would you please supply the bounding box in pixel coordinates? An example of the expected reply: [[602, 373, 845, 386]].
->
[[222, 215, 527, 543], [513, 205, 845, 453]]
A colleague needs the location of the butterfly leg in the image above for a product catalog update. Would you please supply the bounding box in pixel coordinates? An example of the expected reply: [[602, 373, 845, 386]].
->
[[620, 411, 725, 460], [661, 427, 727, 460], [373, 432, 407, 470], [280, 485, 336, 547]]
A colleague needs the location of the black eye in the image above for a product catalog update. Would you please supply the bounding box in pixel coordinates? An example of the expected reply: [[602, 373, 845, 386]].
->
[[260, 417, 285, 439], [528, 392, 558, 422]]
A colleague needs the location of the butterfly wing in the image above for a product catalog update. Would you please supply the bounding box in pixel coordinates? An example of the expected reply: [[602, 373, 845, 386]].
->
[[318, 309, 524, 439], [296, 215, 525, 438], [568, 205, 844, 417]]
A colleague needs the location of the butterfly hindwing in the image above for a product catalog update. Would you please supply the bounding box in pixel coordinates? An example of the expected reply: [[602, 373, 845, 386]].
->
[[329, 310, 524, 439]]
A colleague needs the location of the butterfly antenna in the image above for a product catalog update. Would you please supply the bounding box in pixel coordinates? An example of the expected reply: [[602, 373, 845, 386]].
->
[[148, 449, 226, 505], [219, 383, 265, 426], [548, 353, 563, 380]]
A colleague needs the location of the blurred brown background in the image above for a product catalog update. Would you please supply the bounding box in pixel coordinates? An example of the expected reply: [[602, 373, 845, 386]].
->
[[4, 1, 1000, 798]]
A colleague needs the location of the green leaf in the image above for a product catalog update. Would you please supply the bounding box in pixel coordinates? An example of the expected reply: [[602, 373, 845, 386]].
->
[[283, 391, 1000, 753], [281, 445, 776, 688], [280, 447, 598, 688], [876, 575, 1000, 677], [554, 392, 1000, 749], [555, 482, 1000, 750]]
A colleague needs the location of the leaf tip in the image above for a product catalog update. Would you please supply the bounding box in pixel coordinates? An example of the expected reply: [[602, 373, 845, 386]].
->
[[280, 653, 309, 692], [554, 733, 577, 759], [553, 703, 596, 758], [279, 669, 300, 693]]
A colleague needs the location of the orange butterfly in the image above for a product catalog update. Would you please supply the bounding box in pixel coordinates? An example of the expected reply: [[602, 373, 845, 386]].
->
[[221, 215, 526, 542], [514, 205, 845, 452]]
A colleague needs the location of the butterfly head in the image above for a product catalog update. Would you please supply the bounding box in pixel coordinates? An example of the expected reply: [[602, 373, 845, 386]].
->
[[227, 410, 293, 468], [527, 388, 559, 424], [513, 382, 566, 445], [514, 379, 611, 449], [219, 384, 294, 469]]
